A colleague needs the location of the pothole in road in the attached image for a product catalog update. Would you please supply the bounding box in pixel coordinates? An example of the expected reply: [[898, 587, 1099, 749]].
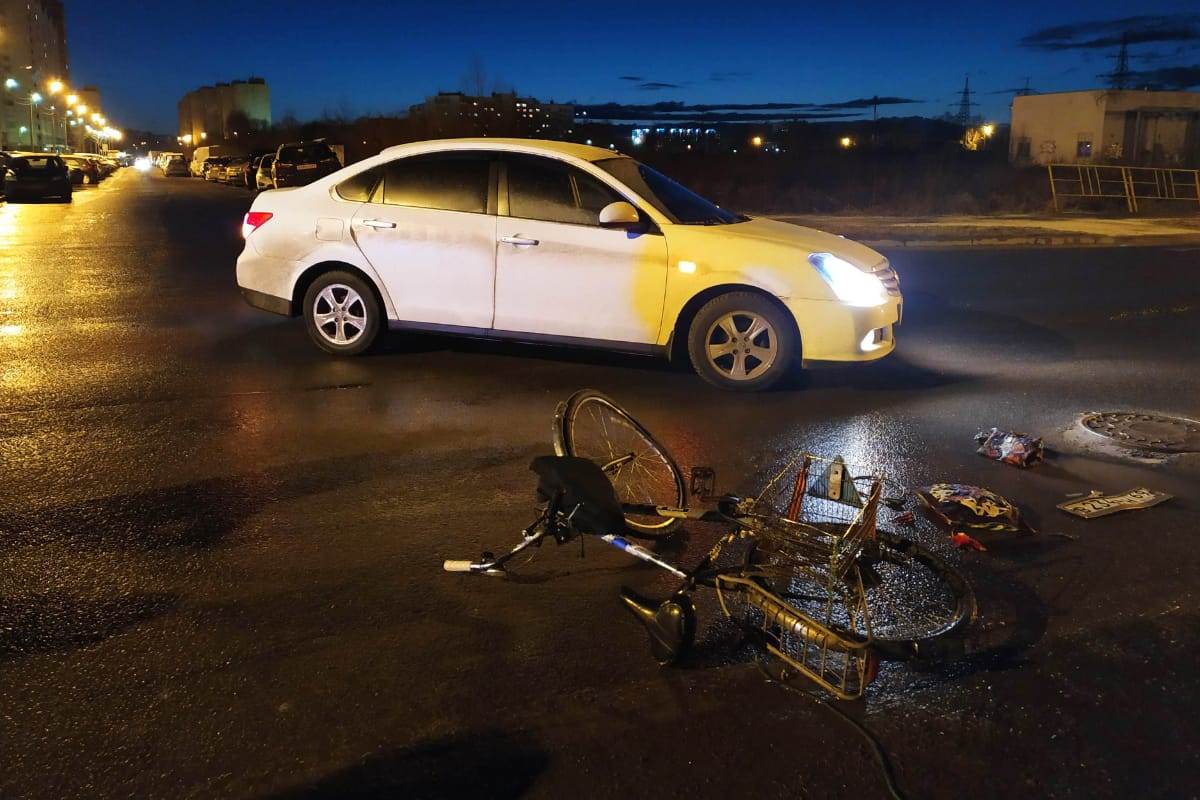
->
[[1078, 412, 1200, 455]]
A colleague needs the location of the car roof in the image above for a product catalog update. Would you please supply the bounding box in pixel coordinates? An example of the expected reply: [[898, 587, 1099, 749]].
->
[[379, 138, 627, 163]]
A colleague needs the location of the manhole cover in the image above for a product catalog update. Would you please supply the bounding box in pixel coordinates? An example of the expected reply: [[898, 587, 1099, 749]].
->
[[1080, 412, 1200, 453]]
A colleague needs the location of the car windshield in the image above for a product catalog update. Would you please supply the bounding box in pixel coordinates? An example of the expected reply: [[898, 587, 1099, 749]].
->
[[593, 158, 744, 225], [279, 143, 335, 164]]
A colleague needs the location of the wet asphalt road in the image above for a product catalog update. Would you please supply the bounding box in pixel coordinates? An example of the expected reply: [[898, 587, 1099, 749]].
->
[[2, 168, 1199, 800]]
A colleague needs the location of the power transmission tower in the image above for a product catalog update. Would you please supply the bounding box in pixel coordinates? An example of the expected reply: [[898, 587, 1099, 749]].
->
[[954, 75, 977, 129], [1105, 34, 1131, 89], [1017, 77, 1034, 96]]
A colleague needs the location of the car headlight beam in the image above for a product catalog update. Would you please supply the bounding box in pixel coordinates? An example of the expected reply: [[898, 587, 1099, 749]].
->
[[808, 252, 887, 307]]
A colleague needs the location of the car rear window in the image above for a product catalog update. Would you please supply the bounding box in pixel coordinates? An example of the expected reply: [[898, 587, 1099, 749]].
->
[[10, 156, 63, 172], [379, 153, 490, 214], [335, 166, 383, 202], [278, 143, 336, 164]]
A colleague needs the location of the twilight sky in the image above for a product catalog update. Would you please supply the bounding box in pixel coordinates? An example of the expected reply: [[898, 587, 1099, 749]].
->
[[64, 0, 1200, 133]]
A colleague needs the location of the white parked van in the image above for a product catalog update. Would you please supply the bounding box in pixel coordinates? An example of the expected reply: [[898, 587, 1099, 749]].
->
[[190, 146, 222, 177]]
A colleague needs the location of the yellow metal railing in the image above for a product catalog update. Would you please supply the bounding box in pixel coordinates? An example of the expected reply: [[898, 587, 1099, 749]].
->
[[1048, 164, 1200, 212]]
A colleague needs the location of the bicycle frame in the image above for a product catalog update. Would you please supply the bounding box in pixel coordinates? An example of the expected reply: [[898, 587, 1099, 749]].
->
[[444, 495, 877, 699]]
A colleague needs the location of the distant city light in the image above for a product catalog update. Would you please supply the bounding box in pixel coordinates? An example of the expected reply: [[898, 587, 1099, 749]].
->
[[751, 135, 763, 147], [839, 136, 855, 149]]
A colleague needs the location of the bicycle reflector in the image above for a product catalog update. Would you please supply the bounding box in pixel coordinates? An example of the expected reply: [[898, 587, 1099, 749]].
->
[[242, 211, 273, 238]]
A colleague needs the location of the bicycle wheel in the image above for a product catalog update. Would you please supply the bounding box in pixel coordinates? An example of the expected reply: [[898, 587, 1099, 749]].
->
[[554, 389, 686, 538], [857, 531, 976, 661], [745, 530, 975, 662]]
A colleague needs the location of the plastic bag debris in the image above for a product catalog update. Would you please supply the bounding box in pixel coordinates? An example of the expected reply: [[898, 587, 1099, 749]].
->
[[1057, 488, 1172, 519], [950, 531, 987, 551], [917, 483, 1035, 534], [975, 428, 1044, 468], [894, 511, 916, 526]]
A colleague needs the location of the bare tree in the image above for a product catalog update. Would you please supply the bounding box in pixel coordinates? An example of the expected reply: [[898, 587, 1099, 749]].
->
[[461, 56, 488, 96]]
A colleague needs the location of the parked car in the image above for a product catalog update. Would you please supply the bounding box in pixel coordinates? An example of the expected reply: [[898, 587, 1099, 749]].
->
[[271, 140, 341, 188], [3, 154, 73, 202], [204, 157, 228, 181], [235, 139, 902, 390], [60, 155, 100, 185], [222, 157, 247, 184], [242, 154, 270, 189], [255, 153, 275, 190], [164, 156, 190, 177]]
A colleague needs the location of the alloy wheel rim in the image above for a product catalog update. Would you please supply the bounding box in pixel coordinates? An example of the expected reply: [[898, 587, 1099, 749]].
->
[[313, 284, 368, 345], [704, 311, 778, 380]]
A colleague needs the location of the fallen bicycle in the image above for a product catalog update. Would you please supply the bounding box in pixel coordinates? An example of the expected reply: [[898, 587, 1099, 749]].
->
[[444, 389, 976, 700]]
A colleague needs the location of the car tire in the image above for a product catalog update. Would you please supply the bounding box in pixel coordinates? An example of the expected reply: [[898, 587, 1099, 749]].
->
[[686, 291, 799, 391], [302, 271, 382, 356]]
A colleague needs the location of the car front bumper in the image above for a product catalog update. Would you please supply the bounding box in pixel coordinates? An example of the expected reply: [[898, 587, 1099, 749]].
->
[[785, 294, 902, 364]]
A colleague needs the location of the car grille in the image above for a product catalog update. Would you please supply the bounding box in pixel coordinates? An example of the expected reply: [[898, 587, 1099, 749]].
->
[[871, 260, 901, 295]]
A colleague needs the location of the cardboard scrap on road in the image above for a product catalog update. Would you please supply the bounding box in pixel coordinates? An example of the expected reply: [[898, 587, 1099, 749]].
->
[[1057, 488, 1173, 519]]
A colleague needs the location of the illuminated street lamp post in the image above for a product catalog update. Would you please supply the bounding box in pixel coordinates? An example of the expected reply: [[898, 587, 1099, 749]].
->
[[23, 91, 43, 148]]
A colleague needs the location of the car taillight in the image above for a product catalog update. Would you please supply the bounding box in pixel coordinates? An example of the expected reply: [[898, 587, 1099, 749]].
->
[[242, 211, 273, 238]]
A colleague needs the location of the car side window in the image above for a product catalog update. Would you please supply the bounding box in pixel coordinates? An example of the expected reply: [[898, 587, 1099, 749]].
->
[[335, 166, 383, 202], [379, 153, 490, 214], [506, 154, 622, 226]]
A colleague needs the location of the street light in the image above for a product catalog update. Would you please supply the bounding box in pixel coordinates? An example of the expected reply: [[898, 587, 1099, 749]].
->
[[4, 77, 18, 90], [66, 93, 78, 106], [48, 79, 64, 94]]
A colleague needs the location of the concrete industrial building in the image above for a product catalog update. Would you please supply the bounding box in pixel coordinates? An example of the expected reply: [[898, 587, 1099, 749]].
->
[[1010, 90, 1200, 167], [177, 78, 271, 146], [0, 0, 70, 149], [407, 92, 575, 139]]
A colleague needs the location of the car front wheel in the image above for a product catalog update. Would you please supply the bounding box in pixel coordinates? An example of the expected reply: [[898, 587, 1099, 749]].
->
[[686, 291, 798, 391], [302, 271, 382, 356]]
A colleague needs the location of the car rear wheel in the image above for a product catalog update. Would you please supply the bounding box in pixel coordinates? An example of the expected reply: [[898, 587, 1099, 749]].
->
[[302, 271, 382, 356], [686, 291, 798, 391]]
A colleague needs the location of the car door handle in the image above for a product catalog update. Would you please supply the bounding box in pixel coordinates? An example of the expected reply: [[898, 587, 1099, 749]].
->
[[499, 235, 539, 246], [358, 218, 396, 229]]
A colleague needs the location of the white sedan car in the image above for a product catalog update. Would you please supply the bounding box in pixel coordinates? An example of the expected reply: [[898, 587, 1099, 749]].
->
[[236, 138, 901, 390]]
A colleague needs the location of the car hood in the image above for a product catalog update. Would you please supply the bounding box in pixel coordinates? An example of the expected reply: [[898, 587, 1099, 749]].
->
[[716, 216, 885, 270]]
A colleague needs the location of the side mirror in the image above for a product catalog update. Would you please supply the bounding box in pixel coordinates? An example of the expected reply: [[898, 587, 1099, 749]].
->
[[598, 200, 641, 228]]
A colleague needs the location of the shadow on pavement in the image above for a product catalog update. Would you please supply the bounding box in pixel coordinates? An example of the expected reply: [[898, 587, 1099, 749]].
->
[[0, 591, 179, 659], [0, 450, 414, 551], [268, 729, 549, 800]]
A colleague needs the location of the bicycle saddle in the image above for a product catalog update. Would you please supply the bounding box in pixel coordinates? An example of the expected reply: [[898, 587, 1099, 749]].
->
[[530, 455, 626, 536], [620, 588, 695, 665]]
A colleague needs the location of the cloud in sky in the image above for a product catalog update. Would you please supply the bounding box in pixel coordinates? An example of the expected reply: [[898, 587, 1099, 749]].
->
[[637, 82, 683, 91], [1021, 14, 1200, 51], [1121, 64, 1200, 89], [709, 71, 753, 82]]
